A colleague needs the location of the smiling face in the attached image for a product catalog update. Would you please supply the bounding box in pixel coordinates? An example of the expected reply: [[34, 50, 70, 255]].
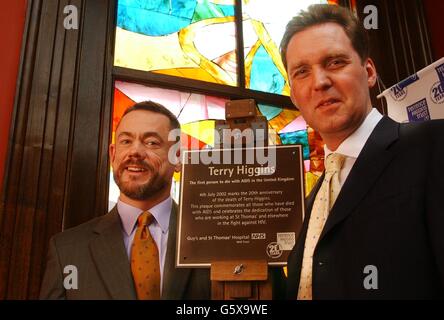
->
[[286, 22, 377, 150], [109, 110, 179, 205]]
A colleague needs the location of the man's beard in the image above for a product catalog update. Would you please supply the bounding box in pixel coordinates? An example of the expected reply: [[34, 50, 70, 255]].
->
[[113, 160, 169, 201]]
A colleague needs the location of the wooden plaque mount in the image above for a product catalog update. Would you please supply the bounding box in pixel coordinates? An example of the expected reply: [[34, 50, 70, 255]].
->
[[210, 260, 272, 300]]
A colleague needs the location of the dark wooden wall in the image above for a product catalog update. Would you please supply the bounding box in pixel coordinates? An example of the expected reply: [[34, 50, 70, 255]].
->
[[423, 0, 444, 60], [353, 0, 433, 113], [0, 0, 115, 299], [0, 0, 435, 299]]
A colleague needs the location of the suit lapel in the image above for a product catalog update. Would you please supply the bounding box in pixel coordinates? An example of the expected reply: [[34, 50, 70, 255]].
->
[[162, 202, 191, 299], [89, 208, 136, 299], [319, 116, 400, 242]]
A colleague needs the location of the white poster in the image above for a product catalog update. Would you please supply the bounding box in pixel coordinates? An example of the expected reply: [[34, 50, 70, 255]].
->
[[379, 57, 444, 122]]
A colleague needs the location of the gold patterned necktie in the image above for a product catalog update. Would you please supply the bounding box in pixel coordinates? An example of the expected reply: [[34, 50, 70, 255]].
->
[[297, 153, 345, 300], [130, 211, 161, 300]]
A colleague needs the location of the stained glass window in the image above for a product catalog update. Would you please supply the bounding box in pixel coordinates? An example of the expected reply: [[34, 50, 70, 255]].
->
[[115, 0, 237, 86], [114, 0, 339, 94]]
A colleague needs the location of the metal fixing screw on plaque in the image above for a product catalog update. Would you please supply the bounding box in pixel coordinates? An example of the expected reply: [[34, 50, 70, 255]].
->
[[233, 264, 244, 275]]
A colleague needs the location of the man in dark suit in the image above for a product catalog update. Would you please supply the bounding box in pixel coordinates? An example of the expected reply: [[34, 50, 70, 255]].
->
[[280, 4, 444, 299], [40, 101, 210, 299]]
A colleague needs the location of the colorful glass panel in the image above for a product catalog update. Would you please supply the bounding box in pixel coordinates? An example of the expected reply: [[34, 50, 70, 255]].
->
[[115, 0, 237, 86], [257, 103, 282, 121]]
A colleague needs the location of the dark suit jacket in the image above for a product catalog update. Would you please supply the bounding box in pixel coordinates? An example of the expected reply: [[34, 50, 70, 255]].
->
[[40, 203, 210, 299], [287, 116, 444, 299]]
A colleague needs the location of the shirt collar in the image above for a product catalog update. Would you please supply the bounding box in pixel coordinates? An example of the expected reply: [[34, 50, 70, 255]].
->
[[324, 108, 383, 159], [117, 197, 172, 236]]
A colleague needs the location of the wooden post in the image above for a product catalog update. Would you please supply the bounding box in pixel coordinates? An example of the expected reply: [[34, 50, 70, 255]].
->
[[210, 100, 271, 300]]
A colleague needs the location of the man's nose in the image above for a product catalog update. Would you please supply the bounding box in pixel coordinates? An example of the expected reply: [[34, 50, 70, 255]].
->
[[128, 141, 145, 157], [312, 67, 332, 91]]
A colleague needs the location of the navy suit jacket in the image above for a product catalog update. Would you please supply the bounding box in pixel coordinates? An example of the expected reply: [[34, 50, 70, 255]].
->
[[287, 116, 444, 299]]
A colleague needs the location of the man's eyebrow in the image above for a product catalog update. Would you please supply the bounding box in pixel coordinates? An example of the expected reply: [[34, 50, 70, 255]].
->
[[290, 60, 309, 71], [290, 53, 351, 70], [141, 132, 164, 142], [117, 131, 134, 139], [116, 131, 164, 142], [323, 53, 350, 62]]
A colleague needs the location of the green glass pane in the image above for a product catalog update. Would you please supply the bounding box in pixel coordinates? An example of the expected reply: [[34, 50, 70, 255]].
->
[[192, 0, 226, 23]]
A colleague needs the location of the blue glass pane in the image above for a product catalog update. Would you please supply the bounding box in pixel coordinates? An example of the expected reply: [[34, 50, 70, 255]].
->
[[279, 130, 310, 160], [117, 0, 197, 36], [250, 46, 285, 94], [257, 103, 282, 121], [217, 4, 235, 16]]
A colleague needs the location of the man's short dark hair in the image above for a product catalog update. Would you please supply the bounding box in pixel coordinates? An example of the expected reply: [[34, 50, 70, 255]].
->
[[280, 4, 369, 70], [118, 100, 181, 132]]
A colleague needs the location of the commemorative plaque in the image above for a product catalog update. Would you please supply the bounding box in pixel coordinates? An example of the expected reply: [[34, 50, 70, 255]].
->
[[176, 145, 305, 267]]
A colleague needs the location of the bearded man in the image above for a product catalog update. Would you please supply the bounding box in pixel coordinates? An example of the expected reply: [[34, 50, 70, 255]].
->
[[40, 101, 210, 299]]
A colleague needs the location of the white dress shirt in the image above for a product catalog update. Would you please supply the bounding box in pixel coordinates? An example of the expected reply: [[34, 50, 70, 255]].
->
[[117, 197, 171, 291], [324, 108, 383, 187]]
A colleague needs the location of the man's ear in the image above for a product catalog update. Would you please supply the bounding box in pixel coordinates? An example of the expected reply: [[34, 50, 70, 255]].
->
[[174, 147, 181, 172], [365, 58, 377, 88]]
